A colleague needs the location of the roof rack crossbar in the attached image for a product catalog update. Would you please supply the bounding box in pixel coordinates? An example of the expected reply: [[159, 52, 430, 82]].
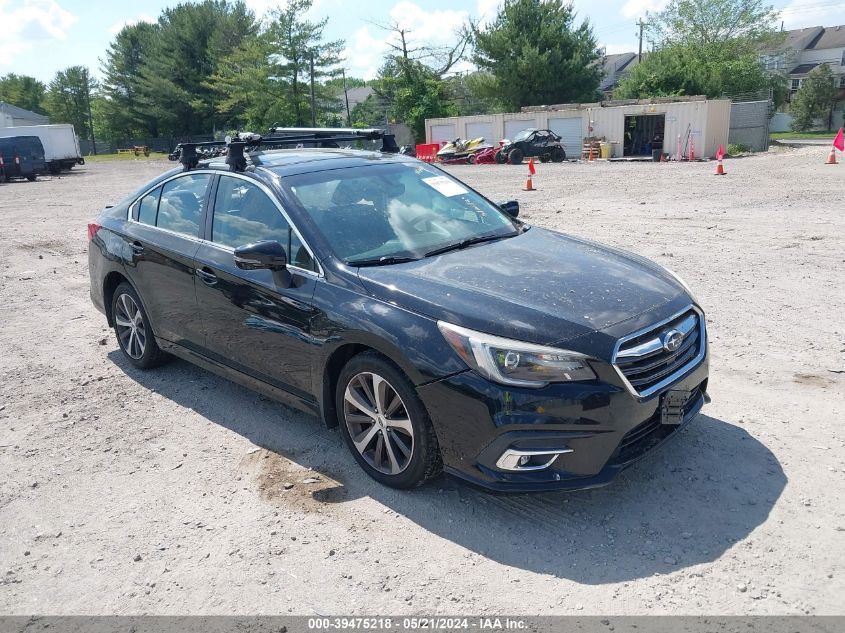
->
[[168, 127, 398, 172]]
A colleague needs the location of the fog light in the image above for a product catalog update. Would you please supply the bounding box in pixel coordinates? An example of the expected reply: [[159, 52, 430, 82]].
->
[[495, 448, 574, 471]]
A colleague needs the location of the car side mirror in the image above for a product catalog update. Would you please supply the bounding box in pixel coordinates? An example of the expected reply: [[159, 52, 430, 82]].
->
[[498, 200, 519, 218], [234, 240, 288, 271]]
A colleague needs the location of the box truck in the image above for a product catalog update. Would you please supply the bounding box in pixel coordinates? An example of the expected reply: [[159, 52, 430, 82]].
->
[[0, 124, 83, 174]]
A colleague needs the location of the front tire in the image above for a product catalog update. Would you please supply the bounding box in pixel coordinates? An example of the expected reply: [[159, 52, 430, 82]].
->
[[111, 282, 169, 369], [336, 352, 442, 489], [508, 148, 524, 165]]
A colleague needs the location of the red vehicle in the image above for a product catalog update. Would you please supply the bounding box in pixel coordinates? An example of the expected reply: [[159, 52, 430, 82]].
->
[[471, 146, 499, 164]]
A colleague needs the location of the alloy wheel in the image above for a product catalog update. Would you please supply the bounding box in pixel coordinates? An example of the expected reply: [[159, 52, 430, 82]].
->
[[343, 372, 414, 475], [114, 293, 146, 360]]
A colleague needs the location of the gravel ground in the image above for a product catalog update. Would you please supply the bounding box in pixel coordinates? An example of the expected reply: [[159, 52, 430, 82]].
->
[[0, 147, 843, 615]]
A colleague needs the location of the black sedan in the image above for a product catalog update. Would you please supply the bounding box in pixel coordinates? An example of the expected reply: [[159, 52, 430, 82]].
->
[[88, 148, 709, 491]]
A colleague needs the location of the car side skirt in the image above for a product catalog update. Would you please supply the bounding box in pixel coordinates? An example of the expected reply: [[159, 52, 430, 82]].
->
[[158, 338, 320, 417]]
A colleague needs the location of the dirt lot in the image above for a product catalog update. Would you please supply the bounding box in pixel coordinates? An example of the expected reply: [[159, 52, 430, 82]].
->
[[0, 147, 843, 615]]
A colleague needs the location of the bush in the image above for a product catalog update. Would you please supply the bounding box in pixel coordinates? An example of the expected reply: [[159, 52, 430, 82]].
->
[[727, 143, 752, 155]]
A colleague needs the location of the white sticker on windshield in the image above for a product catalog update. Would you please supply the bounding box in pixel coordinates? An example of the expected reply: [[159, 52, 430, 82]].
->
[[422, 176, 468, 197]]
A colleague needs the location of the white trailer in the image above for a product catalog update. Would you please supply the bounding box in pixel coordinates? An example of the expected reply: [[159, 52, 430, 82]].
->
[[0, 124, 83, 173]]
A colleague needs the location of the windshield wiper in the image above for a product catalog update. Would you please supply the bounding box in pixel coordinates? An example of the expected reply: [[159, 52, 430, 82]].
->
[[424, 232, 517, 258], [347, 255, 420, 267]]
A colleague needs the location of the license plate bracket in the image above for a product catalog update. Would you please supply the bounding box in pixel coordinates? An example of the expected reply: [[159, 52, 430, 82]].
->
[[660, 390, 691, 425]]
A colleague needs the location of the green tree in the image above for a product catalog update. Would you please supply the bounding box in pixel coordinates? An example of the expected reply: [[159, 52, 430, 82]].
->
[[472, 0, 602, 110], [364, 19, 470, 140], [616, 0, 785, 104], [99, 21, 159, 140], [349, 93, 388, 127], [206, 32, 284, 131], [790, 64, 838, 131], [645, 0, 781, 47], [614, 45, 784, 101], [392, 64, 458, 139], [45, 66, 97, 144], [208, 0, 344, 131], [134, 0, 258, 137], [448, 72, 508, 115], [373, 58, 458, 141], [266, 0, 344, 126], [0, 74, 47, 114]]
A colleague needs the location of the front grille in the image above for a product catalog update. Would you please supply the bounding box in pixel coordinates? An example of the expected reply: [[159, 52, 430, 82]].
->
[[614, 308, 704, 397]]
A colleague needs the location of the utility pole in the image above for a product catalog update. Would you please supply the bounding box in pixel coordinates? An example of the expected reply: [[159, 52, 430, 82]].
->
[[637, 19, 645, 62], [83, 68, 97, 155], [342, 68, 351, 124], [309, 50, 317, 127]]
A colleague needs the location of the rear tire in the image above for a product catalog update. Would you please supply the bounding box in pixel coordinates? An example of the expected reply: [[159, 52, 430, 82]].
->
[[111, 282, 170, 369], [508, 148, 524, 165], [336, 352, 442, 489], [495, 150, 507, 164], [26, 174, 36, 182], [551, 146, 566, 162]]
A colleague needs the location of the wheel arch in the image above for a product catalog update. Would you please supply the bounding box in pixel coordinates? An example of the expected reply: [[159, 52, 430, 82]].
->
[[318, 337, 427, 429], [102, 271, 133, 327]]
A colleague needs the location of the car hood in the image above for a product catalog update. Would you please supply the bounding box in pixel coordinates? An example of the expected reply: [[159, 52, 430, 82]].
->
[[356, 227, 685, 346]]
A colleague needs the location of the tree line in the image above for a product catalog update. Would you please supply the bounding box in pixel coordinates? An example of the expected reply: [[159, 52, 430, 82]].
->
[[0, 0, 836, 147]]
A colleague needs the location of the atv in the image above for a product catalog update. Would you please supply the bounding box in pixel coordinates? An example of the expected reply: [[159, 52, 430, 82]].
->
[[496, 128, 566, 165]]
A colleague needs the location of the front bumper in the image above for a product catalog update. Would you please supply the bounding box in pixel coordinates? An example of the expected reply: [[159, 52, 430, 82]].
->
[[417, 351, 709, 492]]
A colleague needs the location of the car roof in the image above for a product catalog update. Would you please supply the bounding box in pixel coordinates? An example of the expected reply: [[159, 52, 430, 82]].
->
[[202, 148, 416, 178]]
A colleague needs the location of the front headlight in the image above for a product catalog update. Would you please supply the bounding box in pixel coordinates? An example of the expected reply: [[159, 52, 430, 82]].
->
[[437, 321, 596, 388]]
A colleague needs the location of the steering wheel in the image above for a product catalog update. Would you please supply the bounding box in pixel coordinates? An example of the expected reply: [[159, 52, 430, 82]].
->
[[408, 212, 451, 237]]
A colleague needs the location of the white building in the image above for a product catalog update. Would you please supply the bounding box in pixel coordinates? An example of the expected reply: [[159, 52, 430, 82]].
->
[[770, 25, 845, 96], [764, 25, 845, 131], [426, 97, 731, 160], [0, 102, 49, 128]]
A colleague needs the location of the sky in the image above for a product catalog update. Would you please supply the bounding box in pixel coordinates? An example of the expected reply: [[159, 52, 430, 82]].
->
[[2, 0, 845, 85]]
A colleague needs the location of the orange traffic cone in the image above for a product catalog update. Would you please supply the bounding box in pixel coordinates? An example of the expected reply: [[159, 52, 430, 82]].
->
[[714, 157, 726, 175], [523, 158, 537, 190], [826, 147, 837, 165]]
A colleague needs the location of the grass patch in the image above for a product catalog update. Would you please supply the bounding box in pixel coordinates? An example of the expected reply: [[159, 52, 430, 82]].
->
[[84, 152, 170, 162], [769, 131, 838, 140]]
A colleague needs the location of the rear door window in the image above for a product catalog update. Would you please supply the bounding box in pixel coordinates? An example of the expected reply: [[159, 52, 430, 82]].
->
[[156, 174, 211, 237], [136, 187, 161, 226]]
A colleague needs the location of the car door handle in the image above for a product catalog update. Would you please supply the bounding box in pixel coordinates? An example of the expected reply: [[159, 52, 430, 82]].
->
[[196, 267, 218, 286], [130, 242, 145, 255]]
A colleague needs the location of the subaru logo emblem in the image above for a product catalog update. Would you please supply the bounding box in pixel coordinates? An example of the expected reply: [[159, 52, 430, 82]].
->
[[662, 330, 683, 352]]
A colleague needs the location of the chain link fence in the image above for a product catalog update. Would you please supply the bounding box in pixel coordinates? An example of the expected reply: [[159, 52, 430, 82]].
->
[[723, 89, 773, 152]]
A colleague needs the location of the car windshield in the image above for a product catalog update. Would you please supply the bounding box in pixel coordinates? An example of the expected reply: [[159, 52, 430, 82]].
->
[[512, 129, 536, 142], [282, 162, 519, 265]]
